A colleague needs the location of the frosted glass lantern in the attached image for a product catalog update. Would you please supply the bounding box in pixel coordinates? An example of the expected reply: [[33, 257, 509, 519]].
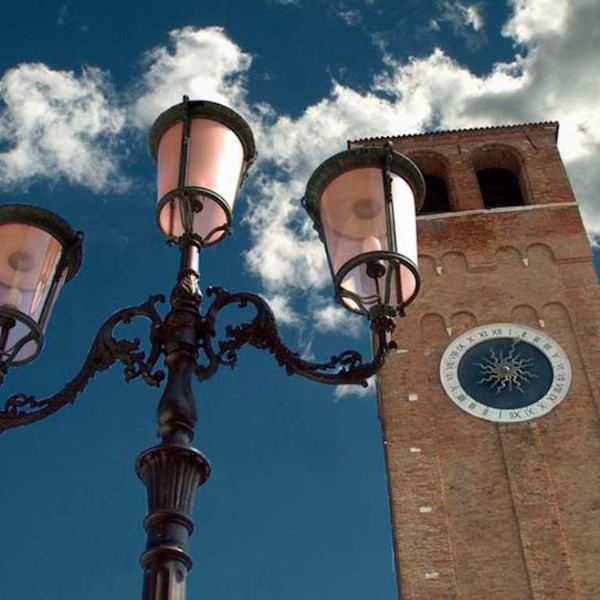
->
[[0, 205, 82, 366], [303, 146, 424, 317], [148, 97, 256, 247]]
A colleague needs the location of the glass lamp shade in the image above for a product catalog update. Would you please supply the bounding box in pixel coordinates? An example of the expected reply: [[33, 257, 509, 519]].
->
[[0, 205, 82, 365], [149, 98, 256, 246], [303, 146, 425, 317]]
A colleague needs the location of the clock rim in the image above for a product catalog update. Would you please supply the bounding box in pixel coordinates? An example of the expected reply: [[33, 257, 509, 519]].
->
[[440, 322, 572, 423]]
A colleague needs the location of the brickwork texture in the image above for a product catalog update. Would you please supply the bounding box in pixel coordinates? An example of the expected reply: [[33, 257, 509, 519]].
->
[[352, 124, 600, 599]]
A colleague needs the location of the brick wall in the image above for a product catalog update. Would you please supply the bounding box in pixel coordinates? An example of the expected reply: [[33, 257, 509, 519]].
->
[[353, 125, 600, 599]]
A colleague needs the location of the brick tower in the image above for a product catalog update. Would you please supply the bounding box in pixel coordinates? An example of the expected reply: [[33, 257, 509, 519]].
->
[[350, 124, 600, 599]]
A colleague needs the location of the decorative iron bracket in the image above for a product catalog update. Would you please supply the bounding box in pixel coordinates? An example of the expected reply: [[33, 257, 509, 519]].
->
[[196, 286, 396, 387], [0, 281, 397, 434], [0, 295, 166, 433]]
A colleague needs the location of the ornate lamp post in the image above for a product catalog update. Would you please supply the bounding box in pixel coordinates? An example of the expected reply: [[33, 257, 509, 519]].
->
[[0, 97, 425, 600]]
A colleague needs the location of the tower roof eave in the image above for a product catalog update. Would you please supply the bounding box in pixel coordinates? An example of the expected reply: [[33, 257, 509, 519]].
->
[[347, 121, 559, 148]]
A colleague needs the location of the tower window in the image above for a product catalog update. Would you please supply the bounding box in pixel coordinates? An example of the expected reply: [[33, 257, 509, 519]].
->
[[421, 174, 451, 214], [477, 168, 523, 208]]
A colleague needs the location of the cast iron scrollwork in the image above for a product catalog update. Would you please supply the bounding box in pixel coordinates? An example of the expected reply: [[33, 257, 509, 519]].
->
[[0, 295, 166, 433], [0, 278, 398, 433], [198, 286, 396, 386]]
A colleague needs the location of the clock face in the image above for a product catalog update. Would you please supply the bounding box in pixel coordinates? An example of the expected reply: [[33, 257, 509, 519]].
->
[[440, 323, 571, 423]]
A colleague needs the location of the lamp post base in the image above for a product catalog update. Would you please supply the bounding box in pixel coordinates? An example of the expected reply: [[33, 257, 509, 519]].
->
[[136, 444, 210, 600]]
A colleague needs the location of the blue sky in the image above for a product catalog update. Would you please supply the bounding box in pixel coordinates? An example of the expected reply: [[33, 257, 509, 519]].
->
[[0, 1, 598, 599]]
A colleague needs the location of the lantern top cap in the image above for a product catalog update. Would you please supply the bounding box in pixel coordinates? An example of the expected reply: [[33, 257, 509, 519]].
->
[[0, 204, 83, 281], [303, 145, 425, 226], [148, 99, 257, 164]]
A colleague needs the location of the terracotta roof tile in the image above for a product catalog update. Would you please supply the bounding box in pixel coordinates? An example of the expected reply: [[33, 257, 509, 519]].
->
[[348, 121, 559, 147]]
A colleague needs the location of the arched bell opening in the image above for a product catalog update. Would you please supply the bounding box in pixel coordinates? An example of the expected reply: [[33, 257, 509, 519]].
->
[[406, 151, 453, 215], [421, 174, 451, 213], [477, 168, 524, 208], [470, 145, 530, 209]]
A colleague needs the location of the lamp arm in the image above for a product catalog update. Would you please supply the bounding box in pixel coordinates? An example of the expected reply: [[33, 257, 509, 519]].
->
[[201, 287, 395, 387], [0, 295, 166, 433]]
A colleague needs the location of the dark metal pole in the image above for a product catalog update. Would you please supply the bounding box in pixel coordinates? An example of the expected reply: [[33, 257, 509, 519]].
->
[[136, 241, 210, 600], [0, 315, 16, 385], [0, 315, 15, 352]]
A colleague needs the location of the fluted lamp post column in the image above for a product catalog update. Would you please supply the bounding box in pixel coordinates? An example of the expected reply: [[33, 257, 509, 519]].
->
[[0, 97, 425, 600], [137, 96, 257, 597]]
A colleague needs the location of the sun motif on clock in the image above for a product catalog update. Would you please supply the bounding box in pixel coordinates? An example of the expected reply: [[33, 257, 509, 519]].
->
[[477, 345, 536, 393], [440, 323, 572, 422]]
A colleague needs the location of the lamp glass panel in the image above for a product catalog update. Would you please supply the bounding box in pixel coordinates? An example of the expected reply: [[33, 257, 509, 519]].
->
[[320, 167, 389, 274], [320, 168, 418, 313], [0, 223, 63, 361], [156, 119, 245, 243], [186, 119, 245, 209], [390, 174, 418, 301], [40, 269, 67, 330], [157, 122, 183, 201]]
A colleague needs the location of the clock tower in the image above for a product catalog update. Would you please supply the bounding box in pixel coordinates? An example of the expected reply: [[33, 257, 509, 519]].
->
[[350, 123, 600, 599]]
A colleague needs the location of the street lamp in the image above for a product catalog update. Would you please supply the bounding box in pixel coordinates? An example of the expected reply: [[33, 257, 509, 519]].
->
[[0, 96, 425, 600], [303, 145, 423, 317], [0, 205, 82, 377]]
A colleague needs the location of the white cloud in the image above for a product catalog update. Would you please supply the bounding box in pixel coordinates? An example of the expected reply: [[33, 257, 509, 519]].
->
[[438, 0, 484, 35], [565, 156, 600, 246], [334, 376, 375, 399], [464, 4, 484, 31], [0, 63, 126, 192], [264, 293, 302, 326], [56, 5, 89, 32], [503, 0, 569, 43], [313, 303, 362, 338], [370, 32, 389, 54], [2, 0, 598, 321], [338, 9, 362, 25], [131, 26, 253, 129], [243, 83, 431, 298], [244, 174, 329, 293], [243, 0, 600, 304]]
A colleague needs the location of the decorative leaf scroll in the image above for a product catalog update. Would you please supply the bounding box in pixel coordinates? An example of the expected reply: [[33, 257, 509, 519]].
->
[[0, 295, 166, 432], [200, 287, 395, 387], [0, 283, 396, 432]]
